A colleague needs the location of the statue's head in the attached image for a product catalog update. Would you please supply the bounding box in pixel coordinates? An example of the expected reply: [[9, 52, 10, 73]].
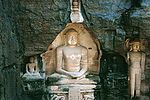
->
[[66, 30, 79, 46], [130, 40, 141, 52], [29, 56, 35, 63]]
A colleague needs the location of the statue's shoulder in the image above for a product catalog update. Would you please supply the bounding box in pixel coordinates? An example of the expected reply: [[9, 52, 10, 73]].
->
[[79, 45, 87, 52], [57, 45, 66, 50], [32, 63, 36, 66], [78, 45, 86, 48], [28, 63, 36, 67], [128, 51, 132, 54], [26, 63, 30, 66], [127, 51, 133, 57]]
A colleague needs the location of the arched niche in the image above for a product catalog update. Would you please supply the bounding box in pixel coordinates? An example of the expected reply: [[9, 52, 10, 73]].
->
[[41, 23, 102, 76]]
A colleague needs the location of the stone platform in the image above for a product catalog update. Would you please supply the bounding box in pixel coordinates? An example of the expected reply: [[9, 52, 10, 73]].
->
[[46, 75, 101, 100], [22, 78, 45, 94]]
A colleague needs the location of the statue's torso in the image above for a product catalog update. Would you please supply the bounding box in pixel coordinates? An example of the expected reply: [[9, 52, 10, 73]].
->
[[129, 52, 142, 69], [62, 46, 84, 72], [28, 63, 36, 73]]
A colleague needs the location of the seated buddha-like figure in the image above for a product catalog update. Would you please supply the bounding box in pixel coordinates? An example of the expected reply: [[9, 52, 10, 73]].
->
[[23, 56, 41, 79], [49, 30, 88, 81]]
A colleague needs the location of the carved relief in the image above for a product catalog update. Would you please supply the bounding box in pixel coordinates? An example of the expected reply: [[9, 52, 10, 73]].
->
[[83, 94, 94, 100], [51, 94, 66, 100]]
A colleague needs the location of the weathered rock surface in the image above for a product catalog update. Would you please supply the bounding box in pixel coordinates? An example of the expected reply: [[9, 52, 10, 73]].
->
[[14, 0, 131, 55], [17, 0, 70, 55], [0, 0, 150, 100]]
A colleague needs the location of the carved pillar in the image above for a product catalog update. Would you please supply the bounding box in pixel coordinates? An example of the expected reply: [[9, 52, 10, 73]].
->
[[68, 87, 80, 100]]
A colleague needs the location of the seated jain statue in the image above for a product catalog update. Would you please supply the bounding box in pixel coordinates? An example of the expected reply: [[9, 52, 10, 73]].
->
[[23, 56, 41, 79], [41, 23, 101, 84], [49, 30, 88, 80], [127, 40, 145, 98], [41, 23, 101, 100]]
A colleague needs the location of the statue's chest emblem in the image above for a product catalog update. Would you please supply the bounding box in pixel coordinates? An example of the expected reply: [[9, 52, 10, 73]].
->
[[66, 54, 81, 60]]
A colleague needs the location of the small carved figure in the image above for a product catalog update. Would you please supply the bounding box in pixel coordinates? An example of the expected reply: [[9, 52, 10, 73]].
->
[[26, 57, 38, 74], [23, 56, 41, 79], [127, 40, 145, 98]]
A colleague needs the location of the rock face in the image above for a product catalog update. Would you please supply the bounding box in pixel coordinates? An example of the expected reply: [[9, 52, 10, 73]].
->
[[0, 0, 20, 68], [0, 0, 150, 100], [100, 51, 128, 99], [82, 0, 131, 28], [9, 0, 131, 56], [17, 0, 70, 56]]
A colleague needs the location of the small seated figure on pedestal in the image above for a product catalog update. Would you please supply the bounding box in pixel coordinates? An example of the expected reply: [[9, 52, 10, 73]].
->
[[23, 56, 42, 80], [48, 30, 88, 83], [127, 39, 145, 98]]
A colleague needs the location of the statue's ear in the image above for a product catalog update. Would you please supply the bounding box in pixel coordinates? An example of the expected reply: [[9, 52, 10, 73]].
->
[[125, 38, 130, 50], [129, 45, 132, 51]]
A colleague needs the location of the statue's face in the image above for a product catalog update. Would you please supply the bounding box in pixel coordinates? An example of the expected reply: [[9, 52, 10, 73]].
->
[[132, 42, 140, 51], [67, 31, 78, 46], [30, 57, 35, 63]]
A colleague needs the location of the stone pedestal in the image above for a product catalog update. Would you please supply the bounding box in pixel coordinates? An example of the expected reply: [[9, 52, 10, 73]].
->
[[22, 78, 45, 94], [47, 75, 101, 100]]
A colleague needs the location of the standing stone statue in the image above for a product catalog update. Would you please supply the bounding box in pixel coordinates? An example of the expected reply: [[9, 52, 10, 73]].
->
[[127, 40, 145, 98], [70, 0, 84, 23]]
